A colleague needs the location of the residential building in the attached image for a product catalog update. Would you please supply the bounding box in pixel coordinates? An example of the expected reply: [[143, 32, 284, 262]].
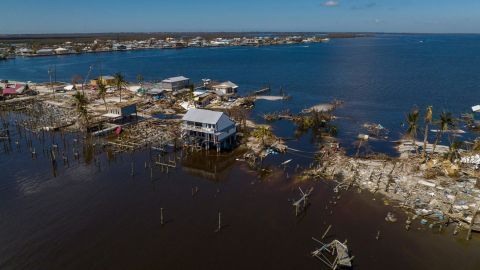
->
[[105, 103, 138, 119], [212, 81, 238, 96], [91, 75, 116, 86], [182, 108, 236, 150], [36, 48, 55, 56], [194, 92, 216, 108], [54, 47, 69, 54], [161, 76, 190, 92]]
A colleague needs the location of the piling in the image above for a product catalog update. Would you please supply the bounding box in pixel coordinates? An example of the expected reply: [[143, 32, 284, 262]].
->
[[215, 211, 222, 233], [160, 208, 164, 226]]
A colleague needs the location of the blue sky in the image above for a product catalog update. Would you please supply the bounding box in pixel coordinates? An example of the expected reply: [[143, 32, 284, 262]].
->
[[1, 0, 480, 34]]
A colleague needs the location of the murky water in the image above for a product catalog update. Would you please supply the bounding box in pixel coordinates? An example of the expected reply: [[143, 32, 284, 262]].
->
[[0, 112, 479, 270]]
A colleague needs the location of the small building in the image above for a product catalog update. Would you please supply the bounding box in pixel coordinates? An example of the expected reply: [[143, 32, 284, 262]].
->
[[161, 76, 190, 92], [182, 108, 236, 150], [113, 44, 127, 50], [91, 75, 116, 86], [194, 92, 216, 108], [2, 84, 25, 95], [212, 81, 238, 96], [105, 103, 138, 119], [54, 47, 69, 55], [36, 49, 55, 56], [17, 48, 34, 56]]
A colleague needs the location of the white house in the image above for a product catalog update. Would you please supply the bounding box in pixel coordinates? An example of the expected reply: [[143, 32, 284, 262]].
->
[[36, 49, 55, 56], [212, 81, 238, 96], [54, 47, 69, 55], [182, 108, 236, 150], [161, 76, 190, 92]]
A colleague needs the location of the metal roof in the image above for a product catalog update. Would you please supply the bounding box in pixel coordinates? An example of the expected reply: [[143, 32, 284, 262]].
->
[[182, 109, 224, 124], [213, 81, 238, 89], [162, 76, 189, 83]]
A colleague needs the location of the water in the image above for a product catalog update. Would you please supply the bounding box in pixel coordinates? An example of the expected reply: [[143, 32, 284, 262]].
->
[[2, 34, 480, 269], [2, 34, 480, 153]]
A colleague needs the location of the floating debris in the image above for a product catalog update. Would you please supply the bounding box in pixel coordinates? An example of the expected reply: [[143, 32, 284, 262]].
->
[[311, 238, 354, 269]]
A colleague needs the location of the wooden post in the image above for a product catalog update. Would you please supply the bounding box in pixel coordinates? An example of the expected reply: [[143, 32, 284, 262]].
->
[[160, 208, 164, 226], [215, 211, 222, 233]]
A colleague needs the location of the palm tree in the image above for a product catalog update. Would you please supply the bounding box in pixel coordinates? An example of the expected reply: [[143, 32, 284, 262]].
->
[[422, 106, 433, 158], [432, 112, 454, 154], [73, 91, 89, 131], [406, 109, 420, 154], [97, 81, 108, 111], [252, 126, 273, 146], [113, 72, 127, 102]]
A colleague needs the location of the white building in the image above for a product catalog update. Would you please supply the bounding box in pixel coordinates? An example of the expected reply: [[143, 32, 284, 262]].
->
[[161, 76, 190, 92], [212, 81, 238, 96], [54, 47, 69, 54], [36, 49, 55, 56], [182, 109, 236, 150]]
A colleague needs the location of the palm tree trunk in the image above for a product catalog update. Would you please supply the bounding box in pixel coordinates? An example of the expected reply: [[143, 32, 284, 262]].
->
[[422, 123, 429, 158], [432, 131, 442, 154], [103, 98, 107, 111], [412, 132, 418, 155]]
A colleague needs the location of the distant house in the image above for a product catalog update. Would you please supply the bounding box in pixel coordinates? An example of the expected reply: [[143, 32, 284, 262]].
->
[[2, 84, 25, 95], [54, 48, 69, 55], [194, 92, 216, 108], [17, 48, 34, 56], [36, 49, 55, 56], [161, 76, 190, 92], [2, 84, 25, 96], [105, 103, 138, 119], [212, 81, 238, 96], [113, 44, 127, 50], [91, 75, 116, 86], [182, 108, 236, 150]]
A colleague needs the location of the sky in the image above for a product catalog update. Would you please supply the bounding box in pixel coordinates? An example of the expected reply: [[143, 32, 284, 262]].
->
[[1, 0, 480, 34]]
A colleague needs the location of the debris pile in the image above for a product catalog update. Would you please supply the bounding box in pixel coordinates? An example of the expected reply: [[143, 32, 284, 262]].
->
[[302, 151, 480, 232]]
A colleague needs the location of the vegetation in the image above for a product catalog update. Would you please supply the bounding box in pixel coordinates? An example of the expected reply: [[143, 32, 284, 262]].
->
[[422, 106, 433, 158], [72, 91, 89, 130], [406, 108, 420, 154], [97, 81, 108, 111], [432, 111, 455, 154], [113, 72, 127, 102], [252, 125, 273, 146]]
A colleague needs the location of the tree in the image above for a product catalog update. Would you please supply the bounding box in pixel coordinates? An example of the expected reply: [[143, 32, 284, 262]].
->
[[432, 112, 454, 154], [422, 106, 433, 158], [252, 125, 273, 146], [406, 109, 420, 154], [97, 80, 108, 111], [73, 91, 90, 131], [113, 72, 127, 102]]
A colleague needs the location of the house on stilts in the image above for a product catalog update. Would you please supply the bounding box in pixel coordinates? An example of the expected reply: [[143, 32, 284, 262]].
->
[[181, 108, 237, 151]]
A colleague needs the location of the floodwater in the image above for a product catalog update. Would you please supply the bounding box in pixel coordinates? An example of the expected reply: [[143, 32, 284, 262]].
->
[[2, 34, 480, 269], [0, 113, 479, 270]]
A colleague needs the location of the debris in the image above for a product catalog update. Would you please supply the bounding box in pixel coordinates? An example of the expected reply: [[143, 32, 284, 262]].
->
[[311, 238, 354, 269]]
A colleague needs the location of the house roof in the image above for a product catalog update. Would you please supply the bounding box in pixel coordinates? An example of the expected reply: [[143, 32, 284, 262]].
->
[[182, 109, 225, 124], [2, 84, 24, 95], [213, 81, 238, 89], [162, 76, 189, 83], [2, 88, 19, 95]]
